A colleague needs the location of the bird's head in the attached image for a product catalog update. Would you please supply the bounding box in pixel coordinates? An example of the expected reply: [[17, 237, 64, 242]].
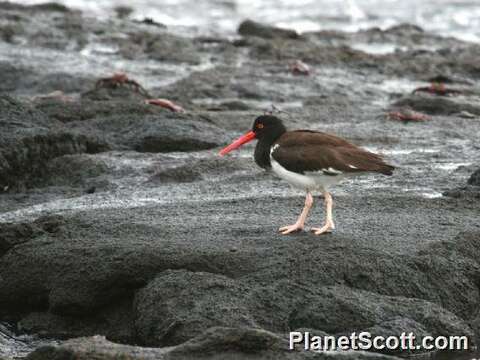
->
[[219, 115, 286, 155]]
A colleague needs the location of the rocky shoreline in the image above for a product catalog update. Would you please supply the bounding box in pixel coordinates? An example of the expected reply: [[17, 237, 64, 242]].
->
[[1, 2, 479, 359]]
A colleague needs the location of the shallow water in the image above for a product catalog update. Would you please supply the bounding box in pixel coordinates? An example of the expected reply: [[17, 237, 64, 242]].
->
[[16, 0, 480, 42]]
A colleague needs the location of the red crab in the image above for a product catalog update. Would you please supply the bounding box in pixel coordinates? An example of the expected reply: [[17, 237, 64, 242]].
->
[[96, 72, 151, 97], [386, 108, 431, 122], [413, 82, 461, 96], [145, 98, 185, 113], [288, 60, 310, 76]]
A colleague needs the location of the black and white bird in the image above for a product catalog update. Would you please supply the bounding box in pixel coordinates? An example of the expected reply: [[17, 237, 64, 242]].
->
[[220, 115, 394, 235]]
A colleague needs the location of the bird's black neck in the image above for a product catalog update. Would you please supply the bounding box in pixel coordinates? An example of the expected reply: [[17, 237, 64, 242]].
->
[[254, 127, 286, 169]]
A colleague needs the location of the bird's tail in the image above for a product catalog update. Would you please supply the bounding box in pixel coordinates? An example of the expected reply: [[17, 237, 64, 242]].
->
[[380, 164, 395, 176]]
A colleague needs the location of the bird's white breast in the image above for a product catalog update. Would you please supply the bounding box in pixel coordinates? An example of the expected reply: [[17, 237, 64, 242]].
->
[[270, 145, 345, 192]]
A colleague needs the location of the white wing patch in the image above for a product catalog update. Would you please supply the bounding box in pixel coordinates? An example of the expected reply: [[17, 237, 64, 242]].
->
[[270, 144, 280, 156], [348, 164, 358, 169], [323, 167, 343, 175]]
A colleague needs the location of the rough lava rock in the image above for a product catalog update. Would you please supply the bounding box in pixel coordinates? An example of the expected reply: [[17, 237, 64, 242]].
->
[[393, 95, 480, 116], [1, 4, 480, 360], [468, 168, 480, 186], [443, 168, 480, 199], [25, 328, 400, 360], [134, 270, 257, 346], [238, 19, 300, 40], [0, 95, 108, 191], [0, 200, 478, 355]]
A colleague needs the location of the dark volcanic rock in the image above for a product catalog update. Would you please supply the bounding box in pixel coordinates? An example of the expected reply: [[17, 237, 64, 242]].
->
[[149, 165, 202, 183], [37, 73, 92, 94], [19, 298, 135, 343], [0, 198, 478, 355], [360, 318, 430, 356], [116, 31, 201, 64], [134, 270, 256, 346], [148, 157, 254, 184], [73, 113, 228, 153], [0, 62, 91, 96], [468, 168, 480, 186], [218, 100, 251, 111], [41, 154, 109, 187], [0, 95, 108, 191], [0, 214, 63, 258], [25, 328, 399, 360], [0, 62, 37, 93], [161, 66, 238, 103], [443, 168, 480, 199], [0, 222, 38, 257], [443, 186, 480, 199], [34, 99, 155, 122], [238, 19, 299, 40], [0, 1, 86, 50], [393, 95, 480, 116], [81, 81, 151, 102], [40, 99, 227, 153], [289, 285, 473, 339], [1, 3, 480, 359]]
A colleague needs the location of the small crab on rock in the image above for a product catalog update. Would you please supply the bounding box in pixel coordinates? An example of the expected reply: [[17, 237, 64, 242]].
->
[[386, 108, 431, 122], [413, 82, 461, 96], [288, 60, 311, 76], [95, 72, 151, 97]]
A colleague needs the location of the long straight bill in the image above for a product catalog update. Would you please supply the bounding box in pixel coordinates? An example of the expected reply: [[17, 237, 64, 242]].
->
[[219, 131, 256, 156]]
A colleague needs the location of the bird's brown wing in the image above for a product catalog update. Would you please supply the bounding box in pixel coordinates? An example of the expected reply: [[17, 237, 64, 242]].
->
[[272, 131, 394, 175], [278, 130, 357, 149]]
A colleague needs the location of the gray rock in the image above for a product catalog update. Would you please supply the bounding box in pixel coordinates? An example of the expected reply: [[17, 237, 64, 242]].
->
[[25, 328, 400, 360], [40, 154, 109, 188], [359, 318, 430, 356], [443, 168, 480, 198], [0, 215, 64, 257], [0, 62, 37, 93], [393, 96, 480, 116], [115, 31, 201, 65], [134, 270, 257, 346], [0, 2, 86, 51], [0, 62, 91, 96], [0, 95, 108, 191], [0, 200, 478, 353], [34, 99, 155, 123], [149, 165, 202, 183], [18, 298, 135, 343], [289, 285, 474, 340], [0, 222, 38, 257], [1, 4, 480, 360], [238, 19, 299, 40], [81, 82, 151, 102], [443, 186, 480, 199], [68, 113, 228, 153], [468, 168, 480, 186]]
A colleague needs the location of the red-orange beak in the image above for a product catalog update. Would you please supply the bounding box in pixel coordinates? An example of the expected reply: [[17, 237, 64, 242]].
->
[[219, 131, 256, 156]]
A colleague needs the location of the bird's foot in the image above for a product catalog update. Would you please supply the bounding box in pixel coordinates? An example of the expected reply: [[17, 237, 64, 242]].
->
[[311, 221, 335, 235], [279, 223, 304, 235]]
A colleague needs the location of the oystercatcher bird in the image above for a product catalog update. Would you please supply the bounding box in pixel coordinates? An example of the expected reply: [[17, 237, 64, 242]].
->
[[219, 115, 394, 235]]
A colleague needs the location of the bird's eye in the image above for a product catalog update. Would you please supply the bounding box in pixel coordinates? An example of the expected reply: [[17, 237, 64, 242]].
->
[[257, 123, 264, 129]]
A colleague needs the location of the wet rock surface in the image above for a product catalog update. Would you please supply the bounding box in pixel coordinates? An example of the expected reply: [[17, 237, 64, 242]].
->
[[468, 168, 480, 186], [238, 19, 300, 40], [1, 2, 480, 360], [25, 329, 399, 360]]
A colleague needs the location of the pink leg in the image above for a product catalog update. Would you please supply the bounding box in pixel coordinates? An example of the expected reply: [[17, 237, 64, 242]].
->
[[312, 191, 335, 235], [279, 192, 313, 235]]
